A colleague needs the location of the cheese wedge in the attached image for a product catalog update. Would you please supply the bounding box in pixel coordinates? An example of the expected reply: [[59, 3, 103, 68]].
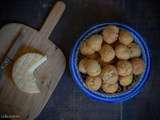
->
[[12, 53, 47, 94]]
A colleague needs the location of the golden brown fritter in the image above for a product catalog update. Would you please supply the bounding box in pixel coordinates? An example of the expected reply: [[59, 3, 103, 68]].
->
[[128, 42, 141, 58], [102, 83, 118, 93], [115, 44, 131, 60], [86, 34, 103, 51], [99, 44, 115, 62], [85, 59, 101, 76], [78, 58, 89, 74], [119, 29, 133, 45], [85, 76, 102, 91], [100, 65, 118, 84], [119, 74, 133, 87], [116, 60, 133, 76], [102, 25, 119, 44], [131, 58, 145, 75], [80, 42, 94, 55]]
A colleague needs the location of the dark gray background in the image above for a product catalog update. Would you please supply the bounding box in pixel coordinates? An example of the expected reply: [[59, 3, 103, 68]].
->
[[0, 0, 160, 120]]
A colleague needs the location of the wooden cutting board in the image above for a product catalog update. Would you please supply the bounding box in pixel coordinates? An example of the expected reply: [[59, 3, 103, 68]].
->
[[0, 1, 66, 120]]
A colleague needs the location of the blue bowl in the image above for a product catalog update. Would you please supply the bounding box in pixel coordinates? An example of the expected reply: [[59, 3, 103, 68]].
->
[[69, 22, 151, 103]]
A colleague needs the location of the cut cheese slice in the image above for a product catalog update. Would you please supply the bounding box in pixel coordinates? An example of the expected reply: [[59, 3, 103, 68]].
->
[[12, 53, 47, 94]]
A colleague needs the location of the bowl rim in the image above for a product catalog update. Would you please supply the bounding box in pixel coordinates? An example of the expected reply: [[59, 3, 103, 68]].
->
[[69, 22, 151, 103]]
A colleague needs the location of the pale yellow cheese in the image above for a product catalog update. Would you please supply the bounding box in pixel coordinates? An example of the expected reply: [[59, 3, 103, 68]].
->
[[12, 53, 47, 94]]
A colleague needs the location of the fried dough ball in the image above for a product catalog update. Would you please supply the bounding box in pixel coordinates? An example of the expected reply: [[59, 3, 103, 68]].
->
[[86, 59, 101, 76], [119, 29, 133, 45], [80, 35, 103, 55], [102, 83, 118, 93], [80, 42, 94, 55], [131, 58, 145, 75], [102, 25, 119, 44], [119, 74, 133, 87], [85, 76, 102, 90], [100, 65, 118, 84], [128, 43, 141, 58], [116, 60, 133, 76], [78, 58, 89, 74], [87, 52, 99, 59], [115, 44, 131, 60], [86, 34, 103, 51], [99, 44, 115, 62]]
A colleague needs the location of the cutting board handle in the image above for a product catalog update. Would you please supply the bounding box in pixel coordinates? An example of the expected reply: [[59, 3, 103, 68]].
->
[[39, 1, 65, 38]]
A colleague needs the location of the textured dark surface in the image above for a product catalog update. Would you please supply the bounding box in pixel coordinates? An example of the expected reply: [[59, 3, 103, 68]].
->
[[0, 0, 160, 120]]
